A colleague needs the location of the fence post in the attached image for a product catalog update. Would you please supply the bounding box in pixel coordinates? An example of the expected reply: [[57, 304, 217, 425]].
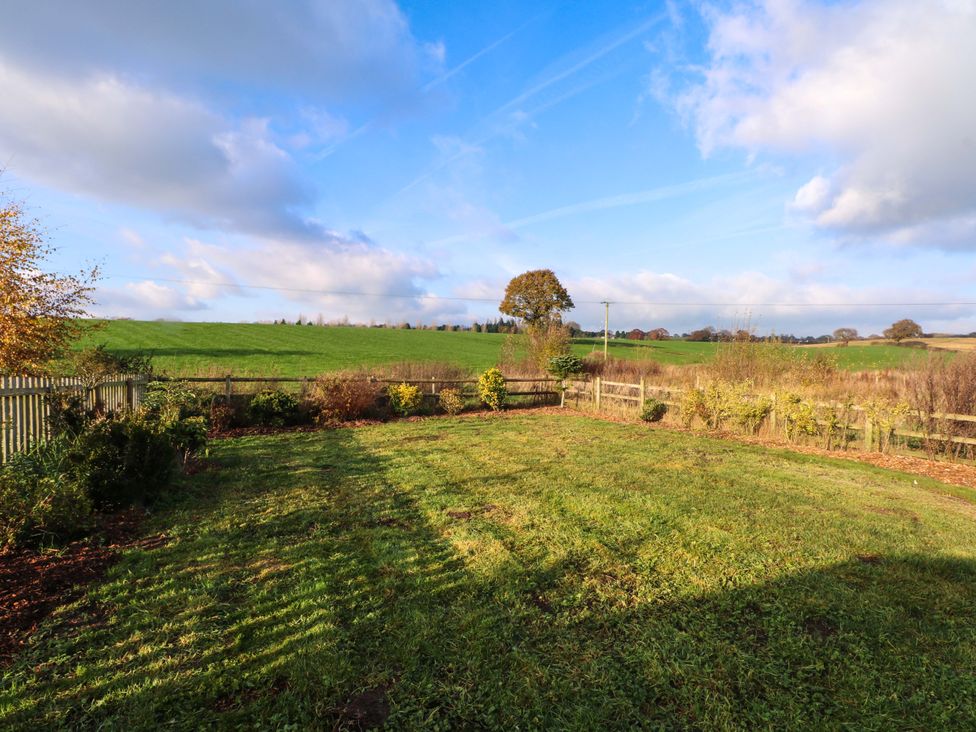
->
[[225, 375, 233, 400], [560, 379, 566, 408], [126, 378, 134, 411], [595, 377, 601, 409], [639, 377, 645, 409], [431, 377, 436, 396], [863, 415, 873, 451]]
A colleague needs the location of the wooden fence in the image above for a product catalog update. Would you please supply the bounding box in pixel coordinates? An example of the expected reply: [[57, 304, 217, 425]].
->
[[1, 374, 557, 462], [565, 377, 976, 452], [1, 374, 147, 463], [153, 375, 559, 400]]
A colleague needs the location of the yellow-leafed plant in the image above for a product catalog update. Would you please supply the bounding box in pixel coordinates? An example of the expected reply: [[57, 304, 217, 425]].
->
[[478, 368, 507, 411], [388, 382, 423, 416]]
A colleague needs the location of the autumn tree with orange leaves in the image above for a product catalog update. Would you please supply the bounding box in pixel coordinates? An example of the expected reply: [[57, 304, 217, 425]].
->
[[0, 198, 98, 375]]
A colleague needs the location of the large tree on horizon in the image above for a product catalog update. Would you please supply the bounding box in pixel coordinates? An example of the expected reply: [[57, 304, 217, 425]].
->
[[498, 269, 574, 327]]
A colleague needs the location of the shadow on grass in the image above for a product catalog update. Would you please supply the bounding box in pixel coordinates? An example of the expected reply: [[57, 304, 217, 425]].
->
[[3, 430, 975, 729]]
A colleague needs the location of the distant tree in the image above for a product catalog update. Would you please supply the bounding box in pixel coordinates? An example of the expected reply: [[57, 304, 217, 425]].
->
[[564, 320, 583, 337], [883, 319, 923, 343], [499, 269, 574, 327], [687, 326, 715, 342], [1, 197, 98, 374], [646, 328, 669, 341], [626, 328, 645, 340], [833, 327, 858, 345]]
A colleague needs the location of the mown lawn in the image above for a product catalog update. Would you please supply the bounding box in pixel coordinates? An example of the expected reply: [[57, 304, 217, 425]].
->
[[4, 415, 976, 729], [77, 320, 931, 375]]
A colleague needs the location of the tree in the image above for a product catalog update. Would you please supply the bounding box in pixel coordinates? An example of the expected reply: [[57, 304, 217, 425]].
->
[[883, 319, 923, 343], [832, 327, 858, 345], [646, 328, 670, 341], [499, 269, 574, 327], [1, 198, 98, 374], [626, 328, 645, 340]]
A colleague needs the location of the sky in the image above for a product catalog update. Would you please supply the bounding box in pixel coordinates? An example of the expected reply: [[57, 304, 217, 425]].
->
[[2, 0, 975, 336]]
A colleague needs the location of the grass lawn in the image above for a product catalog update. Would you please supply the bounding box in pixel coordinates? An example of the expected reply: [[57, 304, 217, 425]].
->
[[3, 414, 976, 729], [78, 320, 931, 376]]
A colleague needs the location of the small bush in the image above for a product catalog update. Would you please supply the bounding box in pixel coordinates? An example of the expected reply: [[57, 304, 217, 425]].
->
[[640, 398, 668, 422], [388, 382, 423, 416], [547, 355, 584, 380], [307, 376, 381, 423], [164, 416, 208, 465], [208, 400, 239, 432], [0, 443, 93, 548], [438, 388, 465, 416], [69, 416, 178, 509], [478, 368, 508, 411], [47, 390, 93, 438], [142, 381, 205, 422], [248, 389, 299, 426]]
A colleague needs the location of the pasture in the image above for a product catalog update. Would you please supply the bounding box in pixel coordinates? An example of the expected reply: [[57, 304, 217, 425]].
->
[[78, 320, 932, 376], [4, 414, 976, 729]]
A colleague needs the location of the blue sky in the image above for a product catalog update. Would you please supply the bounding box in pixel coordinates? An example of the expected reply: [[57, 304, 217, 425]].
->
[[2, 0, 975, 335]]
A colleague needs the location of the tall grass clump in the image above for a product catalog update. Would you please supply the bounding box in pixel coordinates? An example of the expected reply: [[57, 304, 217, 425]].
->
[[710, 337, 837, 389], [905, 352, 976, 458]]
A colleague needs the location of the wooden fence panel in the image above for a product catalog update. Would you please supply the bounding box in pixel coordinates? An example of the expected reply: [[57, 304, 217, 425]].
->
[[1, 374, 144, 463]]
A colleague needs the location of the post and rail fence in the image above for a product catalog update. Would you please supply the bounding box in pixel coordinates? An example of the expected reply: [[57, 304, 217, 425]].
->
[[5, 371, 976, 462], [565, 377, 976, 453]]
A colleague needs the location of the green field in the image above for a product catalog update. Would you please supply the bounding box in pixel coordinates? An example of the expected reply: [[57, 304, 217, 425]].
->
[[78, 320, 929, 376], [3, 415, 975, 729]]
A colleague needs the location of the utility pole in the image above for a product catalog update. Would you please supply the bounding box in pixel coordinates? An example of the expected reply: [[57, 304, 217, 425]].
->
[[601, 301, 610, 360]]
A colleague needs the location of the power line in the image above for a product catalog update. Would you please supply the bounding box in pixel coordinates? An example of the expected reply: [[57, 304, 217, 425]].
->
[[101, 274, 976, 308]]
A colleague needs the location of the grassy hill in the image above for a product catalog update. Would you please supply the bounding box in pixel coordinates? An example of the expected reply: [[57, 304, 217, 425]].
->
[[77, 320, 935, 376], [5, 414, 976, 728]]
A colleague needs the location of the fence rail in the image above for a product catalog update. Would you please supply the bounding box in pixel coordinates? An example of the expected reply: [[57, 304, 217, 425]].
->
[[1, 373, 557, 462], [565, 376, 976, 452], [1, 374, 146, 463]]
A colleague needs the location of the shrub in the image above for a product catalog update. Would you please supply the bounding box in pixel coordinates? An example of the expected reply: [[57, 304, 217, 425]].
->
[[388, 382, 423, 416], [776, 393, 819, 442], [142, 380, 205, 422], [164, 416, 208, 466], [69, 415, 177, 509], [478, 368, 508, 411], [640, 398, 667, 422], [306, 376, 381, 423], [547, 354, 584, 380], [438, 388, 465, 416], [208, 400, 239, 432], [526, 324, 572, 370], [248, 389, 299, 426], [47, 389, 93, 438], [0, 442, 93, 548]]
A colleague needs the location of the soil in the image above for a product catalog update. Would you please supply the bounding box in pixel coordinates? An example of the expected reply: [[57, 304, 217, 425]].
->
[[0, 508, 165, 666], [336, 686, 390, 730]]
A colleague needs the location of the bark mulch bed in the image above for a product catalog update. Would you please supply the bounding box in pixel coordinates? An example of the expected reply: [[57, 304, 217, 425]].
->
[[0, 509, 168, 666]]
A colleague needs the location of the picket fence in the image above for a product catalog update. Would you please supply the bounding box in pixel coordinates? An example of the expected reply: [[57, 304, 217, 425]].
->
[[0, 374, 147, 463]]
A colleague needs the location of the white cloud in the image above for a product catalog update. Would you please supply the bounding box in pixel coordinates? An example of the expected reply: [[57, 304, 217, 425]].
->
[[127, 235, 462, 324], [95, 281, 208, 317], [0, 1, 426, 104], [676, 0, 976, 246], [0, 64, 319, 238], [567, 269, 976, 335]]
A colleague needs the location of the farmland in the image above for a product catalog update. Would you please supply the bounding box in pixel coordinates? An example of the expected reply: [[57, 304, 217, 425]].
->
[[3, 414, 975, 729], [77, 320, 934, 376]]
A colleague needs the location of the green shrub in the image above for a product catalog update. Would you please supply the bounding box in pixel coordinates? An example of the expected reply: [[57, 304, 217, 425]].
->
[[69, 415, 177, 509], [142, 381, 204, 422], [640, 398, 668, 422], [47, 390, 93, 438], [164, 416, 209, 465], [0, 439, 94, 548], [248, 389, 299, 426], [478, 368, 507, 411], [546, 354, 584, 380], [438, 388, 465, 416], [388, 382, 423, 416]]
